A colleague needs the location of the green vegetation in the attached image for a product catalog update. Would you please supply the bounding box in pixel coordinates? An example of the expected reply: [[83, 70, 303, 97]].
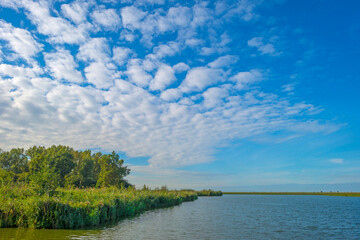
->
[[223, 192, 360, 197], [0, 185, 197, 229], [196, 189, 223, 196], [0, 145, 131, 195], [0, 145, 199, 229]]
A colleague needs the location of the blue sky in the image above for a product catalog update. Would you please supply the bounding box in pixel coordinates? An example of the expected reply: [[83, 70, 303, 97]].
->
[[0, 0, 359, 191]]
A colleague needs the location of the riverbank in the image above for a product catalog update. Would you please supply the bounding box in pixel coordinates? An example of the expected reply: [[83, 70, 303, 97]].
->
[[0, 186, 198, 229], [223, 192, 360, 197]]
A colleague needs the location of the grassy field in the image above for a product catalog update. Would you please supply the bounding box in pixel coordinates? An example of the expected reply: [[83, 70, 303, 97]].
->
[[223, 192, 360, 197], [0, 185, 198, 229]]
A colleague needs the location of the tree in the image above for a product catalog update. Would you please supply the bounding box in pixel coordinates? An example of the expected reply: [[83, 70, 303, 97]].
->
[[0, 148, 29, 174], [28, 145, 75, 187], [65, 151, 97, 188], [96, 151, 130, 188], [0, 148, 29, 183]]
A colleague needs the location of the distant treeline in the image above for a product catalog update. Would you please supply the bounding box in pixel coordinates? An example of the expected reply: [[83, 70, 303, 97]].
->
[[223, 192, 360, 197], [196, 189, 223, 196], [177, 189, 223, 196], [0, 145, 131, 195], [0, 186, 198, 229]]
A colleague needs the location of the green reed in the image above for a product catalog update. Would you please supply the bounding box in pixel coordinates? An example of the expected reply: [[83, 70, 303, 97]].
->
[[0, 186, 198, 229]]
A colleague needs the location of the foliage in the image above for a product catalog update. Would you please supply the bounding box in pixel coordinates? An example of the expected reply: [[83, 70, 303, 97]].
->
[[0, 186, 198, 229], [0, 146, 131, 194], [96, 151, 130, 188]]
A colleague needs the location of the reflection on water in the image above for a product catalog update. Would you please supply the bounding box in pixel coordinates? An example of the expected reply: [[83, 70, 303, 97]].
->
[[1, 195, 360, 240]]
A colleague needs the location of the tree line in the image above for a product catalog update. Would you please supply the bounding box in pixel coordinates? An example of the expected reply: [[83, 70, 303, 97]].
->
[[0, 145, 131, 195]]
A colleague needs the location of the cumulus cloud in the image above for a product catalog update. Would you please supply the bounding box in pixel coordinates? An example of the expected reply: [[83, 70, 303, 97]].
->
[[173, 62, 190, 73], [20, 0, 89, 44], [0, 20, 42, 61], [0, 64, 43, 78], [160, 88, 183, 101], [77, 38, 111, 62], [84, 61, 115, 89], [61, 1, 89, 24], [112, 47, 133, 66], [121, 6, 147, 30], [44, 48, 83, 83], [230, 69, 263, 90], [180, 67, 224, 93], [149, 64, 176, 91], [126, 59, 152, 87], [208, 55, 239, 68], [91, 8, 121, 30]]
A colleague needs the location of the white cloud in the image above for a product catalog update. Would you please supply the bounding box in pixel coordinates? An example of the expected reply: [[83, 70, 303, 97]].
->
[[61, 1, 90, 24], [0, 20, 42, 61], [180, 67, 224, 93], [282, 83, 296, 94], [21, 0, 88, 44], [202, 86, 229, 109], [120, 29, 136, 42], [0, 64, 43, 78], [126, 59, 152, 87], [248, 37, 277, 55], [84, 61, 115, 89], [208, 55, 239, 68], [77, 38, 110, 62], [330, 158, 344, 164], [0, 0, 18, 9], [121, 6, 147, 30], [160, 88, 183, 101], [173, 62, 190, 73], [91, 8, 121, 30], [112, 47, 133, 66], [185, 38, 204, 48], [149, 64, 176, 91], [44, 48, 83, 83], [154, 41, 181, 59], [230, 69, 262, 90], [191, 2, 212, 28], [167, 6, 192, 28]]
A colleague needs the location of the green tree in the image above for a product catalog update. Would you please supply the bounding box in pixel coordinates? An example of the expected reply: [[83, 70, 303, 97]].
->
[[65, 150, 97, 188], [0, 148, 29, 174], [28, 145, 75, 187], [0, 148, 29, 184], [96, 151, 130, 188]]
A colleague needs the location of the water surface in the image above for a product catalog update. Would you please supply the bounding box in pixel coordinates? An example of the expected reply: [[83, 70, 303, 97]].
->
[[1, 195, 359, 239]]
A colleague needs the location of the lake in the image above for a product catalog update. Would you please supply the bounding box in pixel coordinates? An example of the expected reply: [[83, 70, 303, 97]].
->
[[1, 194, 359, 239]]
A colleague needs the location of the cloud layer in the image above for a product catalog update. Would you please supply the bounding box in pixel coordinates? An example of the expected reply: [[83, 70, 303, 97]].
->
[[0, 0, 338, 172]]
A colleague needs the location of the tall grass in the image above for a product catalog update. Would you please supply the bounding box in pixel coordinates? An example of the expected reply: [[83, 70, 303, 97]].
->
[[0, 186, 197, 229]]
